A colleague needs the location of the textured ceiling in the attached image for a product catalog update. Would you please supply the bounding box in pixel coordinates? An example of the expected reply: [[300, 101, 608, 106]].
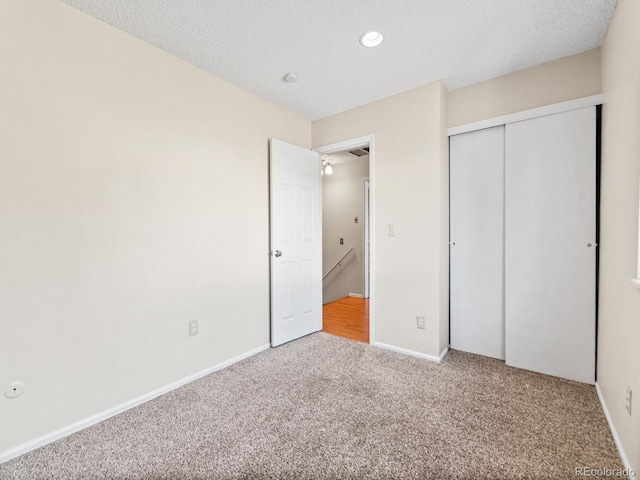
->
[[61, 0, 616, 121]]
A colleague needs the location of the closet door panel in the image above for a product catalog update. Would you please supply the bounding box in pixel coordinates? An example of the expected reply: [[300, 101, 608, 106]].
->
[[505, 107, 596, 384], [450, 126, 505, 360]]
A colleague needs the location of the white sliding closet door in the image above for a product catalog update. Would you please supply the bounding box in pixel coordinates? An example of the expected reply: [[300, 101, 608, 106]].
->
[[450, 126, 505, 360], [505, 107, 596, 384]]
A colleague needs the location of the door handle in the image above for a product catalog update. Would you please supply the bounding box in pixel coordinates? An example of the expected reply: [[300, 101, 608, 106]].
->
[[274, 250, 283, 257]]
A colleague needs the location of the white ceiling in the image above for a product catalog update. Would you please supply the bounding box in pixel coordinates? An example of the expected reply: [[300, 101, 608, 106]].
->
[[61, 0, 616, 121]]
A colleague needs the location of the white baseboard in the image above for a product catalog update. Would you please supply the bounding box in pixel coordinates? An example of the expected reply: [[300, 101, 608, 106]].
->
[[439, 347, 449, 363], [348, 292, 363, 298], [595, 382, 635, 473], [0, 343, 271, 464], [372, 341, 447, 364]]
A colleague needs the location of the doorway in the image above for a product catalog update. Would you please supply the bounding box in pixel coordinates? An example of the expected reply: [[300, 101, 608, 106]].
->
[[314, 135, 375, 344]]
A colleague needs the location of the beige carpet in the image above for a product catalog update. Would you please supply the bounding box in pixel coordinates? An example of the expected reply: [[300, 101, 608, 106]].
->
[[0, 333, 624, 479]]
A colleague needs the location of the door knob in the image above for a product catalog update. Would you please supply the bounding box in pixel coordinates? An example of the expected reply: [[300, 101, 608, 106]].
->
[[274, 250, 283, 257]]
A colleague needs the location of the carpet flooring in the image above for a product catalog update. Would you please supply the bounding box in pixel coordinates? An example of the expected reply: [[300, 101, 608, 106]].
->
[[0, 333, 624, 479]]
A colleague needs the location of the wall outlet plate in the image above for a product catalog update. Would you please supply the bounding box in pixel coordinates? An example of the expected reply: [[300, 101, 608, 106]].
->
[[189, 319, 199, 337], [416, 316, 426, 329]]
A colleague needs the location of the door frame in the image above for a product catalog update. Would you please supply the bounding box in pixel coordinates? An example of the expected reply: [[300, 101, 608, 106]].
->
[[363, 178, 370, 299], [314, 134, 375, 343]]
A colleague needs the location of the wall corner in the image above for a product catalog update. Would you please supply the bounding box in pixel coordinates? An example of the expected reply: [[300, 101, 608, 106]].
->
[[438, 81, 451, 354]]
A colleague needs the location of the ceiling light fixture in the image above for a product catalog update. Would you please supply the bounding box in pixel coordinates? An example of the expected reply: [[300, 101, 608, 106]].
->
[[321, 156, 333, 175], [359, 31, 383, 48]]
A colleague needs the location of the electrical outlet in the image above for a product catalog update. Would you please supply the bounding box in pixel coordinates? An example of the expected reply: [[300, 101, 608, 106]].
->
[[416, 315, 425, 329], [340, 238, 344, 245], [189, 319, 198, 337], [626, 386, 632, 415], [388, 224, 395, 237]]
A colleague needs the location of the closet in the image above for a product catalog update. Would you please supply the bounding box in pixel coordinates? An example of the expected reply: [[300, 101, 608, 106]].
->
[[450, 126, 505, 361], [450, 106, 597, 384]]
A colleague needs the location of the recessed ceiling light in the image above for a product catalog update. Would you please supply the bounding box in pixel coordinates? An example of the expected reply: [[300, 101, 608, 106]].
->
[[359, 31, 383, 48]]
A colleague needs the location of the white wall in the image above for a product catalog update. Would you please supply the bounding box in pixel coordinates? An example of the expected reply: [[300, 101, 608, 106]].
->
[[598, 0, 640, 470], [322, 157, 369, 304], [438, 82, 450, 355], [0, 0, 310, 455], [448, 49, 601, 128], [312, 82, 449, 358]]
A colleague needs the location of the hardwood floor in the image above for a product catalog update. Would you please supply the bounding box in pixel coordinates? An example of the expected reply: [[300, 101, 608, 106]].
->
[[322, 296, 369, 343]]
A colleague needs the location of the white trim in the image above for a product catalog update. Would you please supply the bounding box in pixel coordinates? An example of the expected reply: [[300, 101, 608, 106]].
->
[[372, 341, 448, 364], [637, 179, 640, 285], [313, 134, 372, 155], [315, 134, 376, 344], [0, 343, 271, 464], [595, 382, 635, 474], [439, 347, 449, 363], [363, 177, 370, 299], [348, 292, 364, 298], [447, 94, 603, 137]]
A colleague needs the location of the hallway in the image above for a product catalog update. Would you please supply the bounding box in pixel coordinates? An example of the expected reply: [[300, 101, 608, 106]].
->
[[322, 296, 369, 343]]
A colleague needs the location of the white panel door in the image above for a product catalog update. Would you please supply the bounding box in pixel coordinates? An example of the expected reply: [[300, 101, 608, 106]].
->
[[505, 107, 596, 384], [270, 139, 322, 347], [450, 126, 505, 360]]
